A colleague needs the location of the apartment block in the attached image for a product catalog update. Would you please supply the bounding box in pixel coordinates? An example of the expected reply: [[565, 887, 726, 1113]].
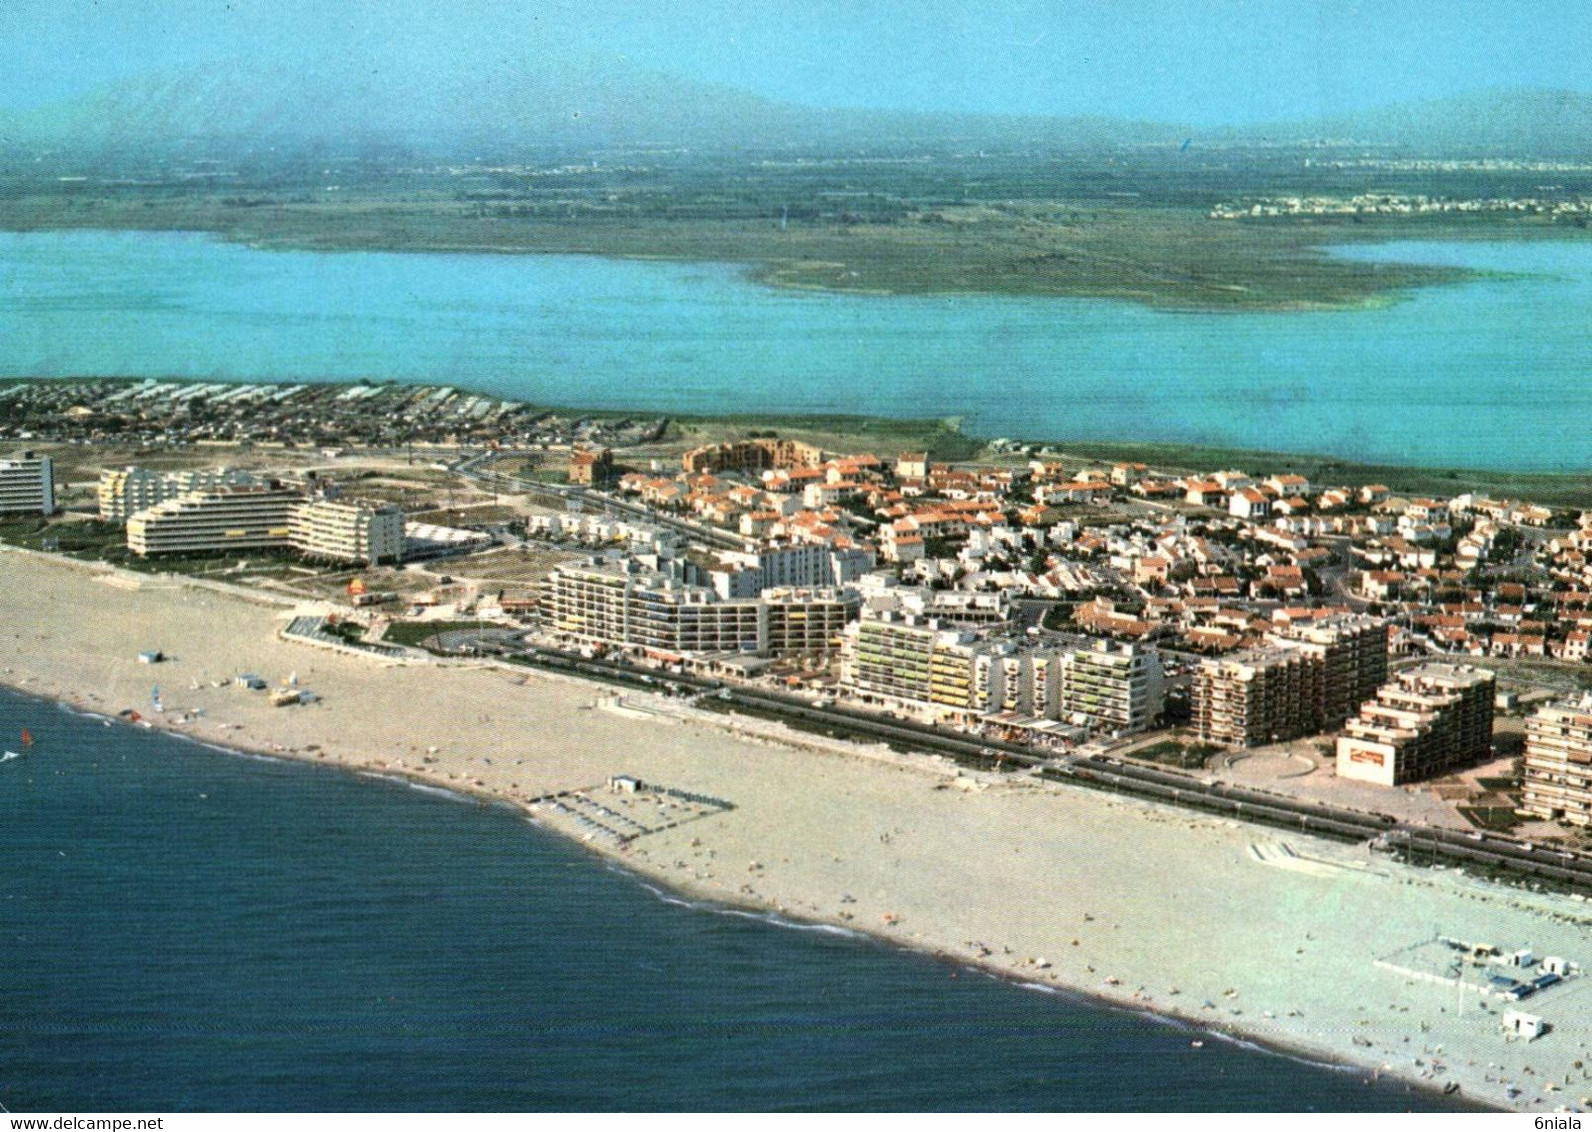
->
[[98, 466, 258, 522], [126, 487, 402, 565], [543, 557, 858, 659], [1059, 639, 1166, 735], [127, 486, 304, 557], [1522, 696, 1592, 826], [1270, 614, 1389, 728], [0, 451, 55, 516], [1335, 663, 1495, 785], [291, 499, 405, 565], [1194, 615, 1390, 748], [1195, 647, 1321, 748], [710, 542, 876, 599], [841, 613, 1003, 718]]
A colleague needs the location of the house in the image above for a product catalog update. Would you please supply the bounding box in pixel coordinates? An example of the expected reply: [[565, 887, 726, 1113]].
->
[[1359, 570, 1405, 601], [894, 452, 929, 480], [1264, 473, 1312, 497], [1228, 488, 1271, 520]]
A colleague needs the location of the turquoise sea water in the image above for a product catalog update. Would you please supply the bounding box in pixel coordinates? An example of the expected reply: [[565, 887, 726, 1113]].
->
[[0, 688, 1476, 1112], [1, 230, 1590, 471]]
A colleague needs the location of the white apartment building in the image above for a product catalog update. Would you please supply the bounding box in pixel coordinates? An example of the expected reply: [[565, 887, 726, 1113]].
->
[[127, 486, 303, 557], [291, 499, 405, 565], [1058, 639, 1166, 735], [0, 451, 55, 516], [98, 466, 258, 522], [709, 543, 876, 599], [543, 557, 858, 659], [127, 487, 403, 564], [1522, 696, 1592, 826], [1335, 664, 1495, 786]]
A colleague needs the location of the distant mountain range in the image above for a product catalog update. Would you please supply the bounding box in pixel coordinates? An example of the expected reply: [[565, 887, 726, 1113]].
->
[[3, 58, 1590, 159]]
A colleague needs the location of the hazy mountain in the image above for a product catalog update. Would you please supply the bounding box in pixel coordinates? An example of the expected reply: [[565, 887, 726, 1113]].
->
[[5, 61, 1589, 159], [1, 57, 1186, 158]]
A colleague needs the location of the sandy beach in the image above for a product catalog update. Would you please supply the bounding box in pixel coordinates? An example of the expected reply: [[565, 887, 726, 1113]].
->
[[5, 545, 1592, 1112]]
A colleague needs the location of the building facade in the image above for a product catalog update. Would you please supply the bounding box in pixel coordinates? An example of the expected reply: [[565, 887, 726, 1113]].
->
[[127, 486, 304, 557], [0, 451, 55, 516], [543, 557, 858, 659], [127, 487, 402, 564], [1271, 615, 1389, 728], [1059, 639, 1166, 735], [1194, 647, 1320, 748], [291, 499, 405, 565], [1194, 615, 1389, 748], [1522, 696, 1592, 826], [681, 438, 825, 475], [98, 466, 258, 522], [1335, 663, 1495, 785]]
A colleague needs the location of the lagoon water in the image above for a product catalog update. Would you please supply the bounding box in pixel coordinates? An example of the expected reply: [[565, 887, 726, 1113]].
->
[[2, 230, 1590, 470], [0, 689, 1473, 1112]]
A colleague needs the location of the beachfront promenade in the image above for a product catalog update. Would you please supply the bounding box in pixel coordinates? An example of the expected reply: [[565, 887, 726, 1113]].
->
[[5, 547, 1592, 1111]]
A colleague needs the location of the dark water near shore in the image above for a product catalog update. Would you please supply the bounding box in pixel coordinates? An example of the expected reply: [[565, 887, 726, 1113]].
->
[[0, 688, 1475, 1112], [2, 230, 1592, 470]]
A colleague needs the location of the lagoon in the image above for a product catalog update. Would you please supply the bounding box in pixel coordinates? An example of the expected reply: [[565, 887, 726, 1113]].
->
[[0, 230, 1588, 470]]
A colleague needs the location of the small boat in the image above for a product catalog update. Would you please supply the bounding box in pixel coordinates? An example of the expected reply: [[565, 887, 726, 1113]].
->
[[1190, 1040, 1205, 1050], [0, 750, 22, 763]]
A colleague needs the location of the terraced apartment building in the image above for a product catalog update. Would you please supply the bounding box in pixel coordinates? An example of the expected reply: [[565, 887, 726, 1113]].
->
[[290, 499, 405, 565], [98, 466, 259, 522], [1522, 696, 1592, 826], [0, 451, 54, 516], [1194, 647, 1321, 748], [127, 485, 304, 557], [126, 486, 403, 565], [1194, 615, 1389, 748], [542, 556, 858, 659], [1335, 663, 1495, 785]]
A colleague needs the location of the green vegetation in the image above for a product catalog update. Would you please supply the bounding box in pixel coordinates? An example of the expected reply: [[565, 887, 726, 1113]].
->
[[1042, 439, 1592, 509], [1458, 805, 1526, 833], [378, 620, 487, 649], [1133, 739, 1220, 770]]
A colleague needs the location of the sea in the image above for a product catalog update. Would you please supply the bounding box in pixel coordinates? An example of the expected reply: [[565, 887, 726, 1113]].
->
[[0, 229, 1591, 470], [0, 688, 1477, 1112]]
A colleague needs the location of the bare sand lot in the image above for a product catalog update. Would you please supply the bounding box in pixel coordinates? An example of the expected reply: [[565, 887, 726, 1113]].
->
[[5, 545, 1592, 1111]]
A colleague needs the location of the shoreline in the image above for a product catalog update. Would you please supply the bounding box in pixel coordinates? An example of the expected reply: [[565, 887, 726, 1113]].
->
[[11, 368, 1592, 493], [4, 548, 1589, 1111], [5, 680, 1490, 1112]]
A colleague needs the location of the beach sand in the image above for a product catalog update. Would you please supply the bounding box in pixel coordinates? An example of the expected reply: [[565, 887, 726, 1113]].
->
[[4, 545, 1592, 1112]]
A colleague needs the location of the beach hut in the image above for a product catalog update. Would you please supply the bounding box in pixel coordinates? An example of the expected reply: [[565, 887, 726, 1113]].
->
[[608, 774, 642, 794], [1502, 1010, 1545, 1041], [138, 650, 164, 664], [1543, 956, 1572, 976]]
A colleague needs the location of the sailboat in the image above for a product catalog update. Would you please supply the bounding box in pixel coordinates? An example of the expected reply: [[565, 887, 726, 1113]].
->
[[4, 728, 32, 762]]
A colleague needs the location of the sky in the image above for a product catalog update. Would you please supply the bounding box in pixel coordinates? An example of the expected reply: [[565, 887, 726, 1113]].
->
[[1, 0, 1588, 126]]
